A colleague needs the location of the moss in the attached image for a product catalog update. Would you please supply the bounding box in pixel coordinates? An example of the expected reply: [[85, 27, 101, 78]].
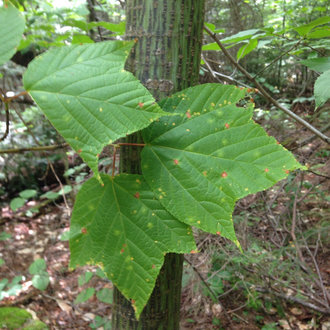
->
[[0, 307, 48, 330]]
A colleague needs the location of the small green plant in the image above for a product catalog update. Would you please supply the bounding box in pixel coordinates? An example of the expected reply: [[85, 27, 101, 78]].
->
[[74, 269, 113, 328], [28, 259, 50, 291]]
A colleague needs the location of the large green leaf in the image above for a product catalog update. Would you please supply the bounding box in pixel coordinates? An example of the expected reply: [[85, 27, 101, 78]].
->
[[0, 2, 25, 66], [301, 57, 330, 73], [69, 174, 196, 318], [23, 41, 169, 182], [314, 69, 330, 108], [293, 16, 330, 36], [141, 85, 304, 246]]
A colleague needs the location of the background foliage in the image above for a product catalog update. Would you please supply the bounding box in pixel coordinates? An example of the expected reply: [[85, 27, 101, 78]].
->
[[0, 0, 329, 329]]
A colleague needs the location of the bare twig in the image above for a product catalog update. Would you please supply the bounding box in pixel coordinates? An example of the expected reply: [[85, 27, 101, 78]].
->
[[254, 38, 303, 78], [202, 55, 253, 88], [0, 143, 69, 154], [203, 25, 330, 144], [11, 106, 70, 210], [256, 287, 330, 315], [301, 236, 330, 307], [184, 256, 235, 330], [0, 102, 10, 142], [291, 179, 305, 263]]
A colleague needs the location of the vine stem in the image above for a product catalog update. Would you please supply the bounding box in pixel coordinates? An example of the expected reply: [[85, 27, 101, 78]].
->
[[203, 25, 330, 144]]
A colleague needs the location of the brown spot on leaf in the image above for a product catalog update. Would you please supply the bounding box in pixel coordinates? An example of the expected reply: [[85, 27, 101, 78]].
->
[[81, 227, 87, 234], [134, 192, 140, 199], [173, 159, 179, 165]]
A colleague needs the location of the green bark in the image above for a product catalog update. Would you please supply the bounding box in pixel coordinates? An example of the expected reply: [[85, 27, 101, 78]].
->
[[112, 1, 205, 329]]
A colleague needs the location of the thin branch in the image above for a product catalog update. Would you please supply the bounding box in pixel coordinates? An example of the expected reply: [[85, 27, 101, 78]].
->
[[291, 179, 305, 263], [256, 287, 330, 315], [184, 256, 235, 330], [254, 39, 303, 78], [203, 25, 330, 144], [0, 102, 10, 142], [202, 55, 253, 88], [0, 143, 69, 154], [1, 91, 29, 102]]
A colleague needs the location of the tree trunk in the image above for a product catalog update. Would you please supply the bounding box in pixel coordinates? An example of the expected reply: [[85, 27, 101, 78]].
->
[[112, 1, 205, 329]]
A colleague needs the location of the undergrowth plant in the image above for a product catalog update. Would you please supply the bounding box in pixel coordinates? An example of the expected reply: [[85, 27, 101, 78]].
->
[[0, 2, 306, 318]]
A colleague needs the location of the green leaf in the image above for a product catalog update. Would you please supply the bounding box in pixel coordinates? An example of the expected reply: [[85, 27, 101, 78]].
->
[[204, 22, 225, 34], [29, 259, 47, 275], [60, 230, 71, 241], [221, 29, 260, 44], [301, 57, 330, 73], [0, 259, 4, 266], [19, 189, 37, 199], [74, 288, 95, 304], [314, 69, 330, 108], [40, 191, 59, 200], [62, 18, 88, 32], [306, 26, 330, 39], [0, 2, 25, 66], [293, 16, 330, 36], [96, 288, 113, 304], [23, 41, 169, 182], [202, 42, 220, 51], [87, 21, 126, 34], [10, 197, 25, 211], [70, 174, 196, 318], [78, 271, 93, 286], [237, 39, 258, 60], [71, 34, 94, 44], [59, 185, 72, 195], [0, 279, 8, 291], [32, 272, 49, 291], [141, 84, 304, 246], [0, 232, 12, 241]]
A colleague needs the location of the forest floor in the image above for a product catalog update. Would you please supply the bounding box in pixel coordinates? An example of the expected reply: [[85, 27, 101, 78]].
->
[[0, 104, 329, 329]]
